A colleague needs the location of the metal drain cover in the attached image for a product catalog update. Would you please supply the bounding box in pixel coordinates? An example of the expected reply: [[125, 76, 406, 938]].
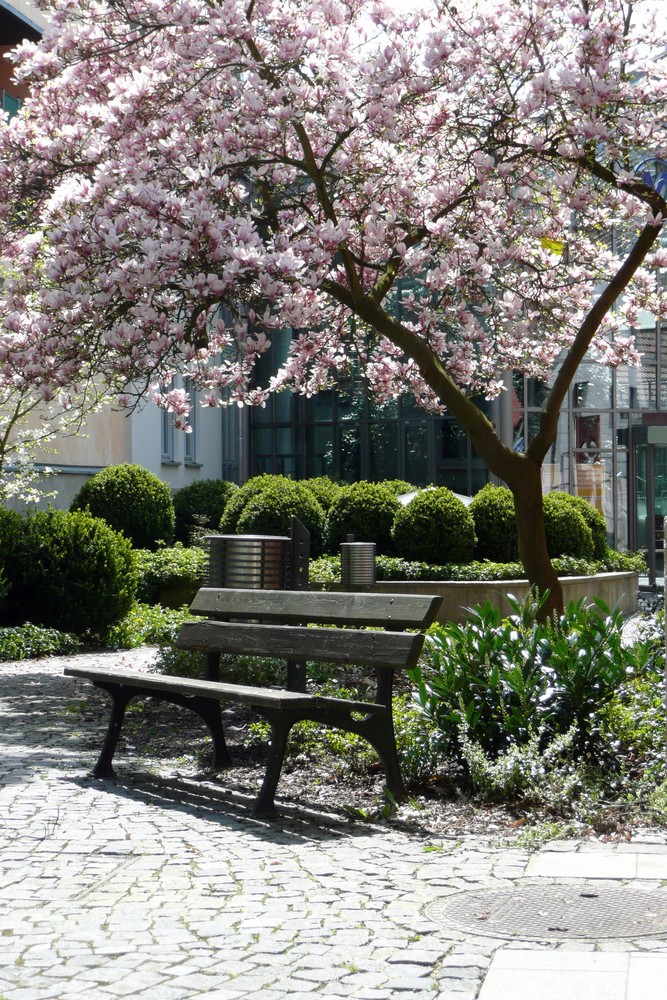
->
[[426, 885, 667, 940]]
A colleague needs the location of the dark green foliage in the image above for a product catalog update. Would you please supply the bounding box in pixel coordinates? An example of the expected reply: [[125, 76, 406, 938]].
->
[[543, 491, 594, 558], [236, 480, 326, 555], [134, 545, 208, 604], [0, 507, 24, 598], [309, 549, 645, 584], [323, 480, 400, 554], [172, 478, 238, 543], [300, 476, 344, 512], [381, 479, 418, 497], [410, 595, 638, 760], [4, 509, 137, 634], [70, 463, 175, 550], [218, 474, 289, 533], [469, 484, 519, 561], [546, 492, 608, 559], [391, 488, 477, 564]]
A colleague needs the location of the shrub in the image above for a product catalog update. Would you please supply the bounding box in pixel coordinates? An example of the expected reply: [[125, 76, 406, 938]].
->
[[4, 509, 137, 634], [410, 594, 638, 762], [547, 492, 608, 559], [382, 479, 418, 497], [391, 488, 476, 564], [172, 478, 238, 543], [0, 623, 81, 661], [70, 463, 175, 550], [323, 481, 400, 554], [134, 545, 208, 604], [300, 476, 344, 513], [309, 549, 644, 585], [469, 484, 518, 561], [543, 491, 594, 558], [105, 602, 196, 649], [219, 474, 290, 533], [0, 507, 24, 599], [236, 480, 326, 555]]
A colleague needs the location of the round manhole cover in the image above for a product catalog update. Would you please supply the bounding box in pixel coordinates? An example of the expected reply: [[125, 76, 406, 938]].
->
[[426, 885, 667, 940]]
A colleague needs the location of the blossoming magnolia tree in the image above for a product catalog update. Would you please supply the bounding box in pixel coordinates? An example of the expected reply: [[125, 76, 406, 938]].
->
[[0, 0, 666, 607]]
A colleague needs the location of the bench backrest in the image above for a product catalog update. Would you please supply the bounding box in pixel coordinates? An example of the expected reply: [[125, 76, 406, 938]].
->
[[180, 587, 444, 674], [177, 620, 425, 670], [189, 588, 442, 630]]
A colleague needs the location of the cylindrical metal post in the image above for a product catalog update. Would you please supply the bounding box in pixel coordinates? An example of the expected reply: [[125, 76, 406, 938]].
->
[[205, 534, 290, 589], [340, 542, 376, 590]]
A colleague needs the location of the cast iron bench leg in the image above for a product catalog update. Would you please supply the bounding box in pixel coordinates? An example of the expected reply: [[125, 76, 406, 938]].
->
[[91, 682, 134, 778], [188, 696, 232, 769], [252, 710, 296, 818], [364, 718, 407, 802]]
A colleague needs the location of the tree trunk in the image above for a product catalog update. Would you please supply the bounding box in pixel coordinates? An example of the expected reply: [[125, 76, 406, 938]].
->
[[507, 458, 563, 618]]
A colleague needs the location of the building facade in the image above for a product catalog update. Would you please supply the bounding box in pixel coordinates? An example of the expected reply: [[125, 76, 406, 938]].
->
[[228, 312, 667, 579]]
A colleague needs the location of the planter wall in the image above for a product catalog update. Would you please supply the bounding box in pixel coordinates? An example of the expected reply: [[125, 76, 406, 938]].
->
[[365, 572, 638, 624]]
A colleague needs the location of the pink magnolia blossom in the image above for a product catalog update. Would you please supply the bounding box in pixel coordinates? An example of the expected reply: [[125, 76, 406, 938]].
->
[[0, 0, 663, 432]]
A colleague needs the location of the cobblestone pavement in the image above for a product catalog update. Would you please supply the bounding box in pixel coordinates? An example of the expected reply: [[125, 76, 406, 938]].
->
[[2, 650, 667, 1000]]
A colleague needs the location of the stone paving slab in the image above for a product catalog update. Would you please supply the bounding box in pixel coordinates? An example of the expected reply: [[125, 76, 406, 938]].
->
[[526, 848, 667, 880], [2, 650, 667, 999], [478, 950, 667, 1000]]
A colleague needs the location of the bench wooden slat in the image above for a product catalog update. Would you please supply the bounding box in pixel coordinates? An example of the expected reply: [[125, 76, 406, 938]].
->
[[63, 665, 314, 710], [189, 588, 442, 629], [176, 619, 425, 669], [63, 665, 386, 716]]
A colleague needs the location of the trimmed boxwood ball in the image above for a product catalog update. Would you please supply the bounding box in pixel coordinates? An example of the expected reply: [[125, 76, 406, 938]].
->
[[547, 491, 608, 559], [323, 481, 401, 554], [543, 491, 594, 559], [70, 463, 175, 550], [391, 488, 477, 564], [219, 474, 289, 534], [4, 509, 136, 634], [469, 484, 519, 562], [235, 480, 326, 556], [382, 479, 418, 497], [300, 476, 344, 513], [172, 478, 238, 543]]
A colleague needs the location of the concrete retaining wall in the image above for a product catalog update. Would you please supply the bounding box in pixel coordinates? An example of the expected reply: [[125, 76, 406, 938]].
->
[[368, 572, 638, 623]]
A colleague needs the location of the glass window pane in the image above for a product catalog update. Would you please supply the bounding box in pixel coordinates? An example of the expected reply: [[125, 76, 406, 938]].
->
[[405, 423, 429, 486], [306, 390, 334, 422], [616, 365, 657, 410], [572, 364, 612, 409], [338, 423, 361, 482], [369, 423, 398, 480], [305, 425, 335, 477]]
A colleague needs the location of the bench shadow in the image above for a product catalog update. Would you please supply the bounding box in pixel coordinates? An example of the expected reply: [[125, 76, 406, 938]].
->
[[1, 661, 394, 842], [66, 770, 385, 844]]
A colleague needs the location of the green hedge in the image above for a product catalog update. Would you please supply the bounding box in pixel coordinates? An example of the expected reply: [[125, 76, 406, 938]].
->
[[173, 478, 238, 543], [309, 550, 645, 584]]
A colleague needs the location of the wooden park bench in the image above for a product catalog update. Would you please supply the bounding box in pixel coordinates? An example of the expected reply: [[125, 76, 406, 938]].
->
[[64, 587, 443, 817]]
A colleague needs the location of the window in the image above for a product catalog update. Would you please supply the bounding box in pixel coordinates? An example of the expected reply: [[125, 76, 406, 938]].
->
[[184, 379, 197, 464], [161, 391, 175, 463]]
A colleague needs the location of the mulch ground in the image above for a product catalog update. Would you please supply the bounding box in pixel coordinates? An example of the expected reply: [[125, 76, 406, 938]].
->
[[71, 687, 661, 843]]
